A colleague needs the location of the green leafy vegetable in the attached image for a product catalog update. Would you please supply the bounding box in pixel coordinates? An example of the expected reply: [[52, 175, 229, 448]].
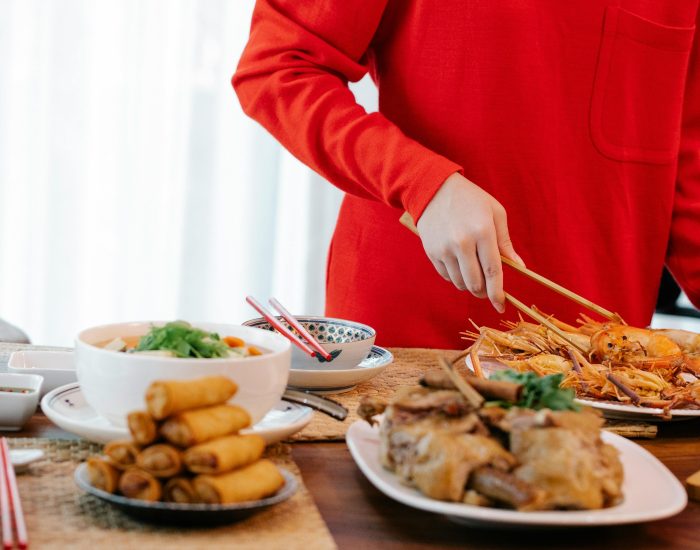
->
[[489, 370, 581, 411], [135, 321, 232, 359]]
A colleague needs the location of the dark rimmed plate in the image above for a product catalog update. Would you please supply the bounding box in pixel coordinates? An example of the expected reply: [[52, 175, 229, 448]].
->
[[74, 463, 298, 525]]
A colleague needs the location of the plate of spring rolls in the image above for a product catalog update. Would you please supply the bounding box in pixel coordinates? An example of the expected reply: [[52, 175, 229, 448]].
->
[[42, 378, 313, 444], [74, 376, 298, 524]]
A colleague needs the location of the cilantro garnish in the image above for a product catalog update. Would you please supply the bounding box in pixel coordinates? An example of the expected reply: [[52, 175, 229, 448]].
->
[[489, 370, 581, 411], [135, 321, 232, 358]]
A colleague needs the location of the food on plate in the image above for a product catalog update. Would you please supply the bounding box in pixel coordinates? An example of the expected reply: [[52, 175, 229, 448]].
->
[[99, 320, 264, 359], [359, 367, 623, 510], [163, 477, 198, 504], [86, 457, 121, 494], [463, 312, 700, 414], [135, 444, 184, 478], [193, 459, 285, 504], [127, 411, 159, 445], [84, 375, 287, 506], [118, 468, 163, 501], [184, 434, 266, 475], [160, 404, 251, 447], [103, 439, 140, 470], [146, 376, 238, 420]]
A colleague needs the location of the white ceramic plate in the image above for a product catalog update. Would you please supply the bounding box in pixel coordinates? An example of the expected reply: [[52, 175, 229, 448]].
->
[[288, 346, 393, 392], [8, 350, 77, 397], [41, 383, 313, 444], [466, 356, 700, 422], [346, 420, 687, 527], [9, 449, 44, 473]]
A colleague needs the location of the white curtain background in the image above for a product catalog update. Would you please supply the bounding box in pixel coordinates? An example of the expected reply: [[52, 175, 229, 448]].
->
[[0, 0, 378, 345]]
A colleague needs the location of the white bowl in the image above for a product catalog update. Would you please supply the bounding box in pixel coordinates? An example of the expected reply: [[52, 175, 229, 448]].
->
[[0, 373, 43, 430], [242, 316, 376, 371], [75, 321, 291, 427], [8, 350, 77, 397]]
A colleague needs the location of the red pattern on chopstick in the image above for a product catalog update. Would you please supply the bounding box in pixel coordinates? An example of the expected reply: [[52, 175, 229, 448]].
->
[[246, 296, 317, 358], [0, 437, 27, 548], [0, 437, 11, 549], [269, 298, 332, 361]]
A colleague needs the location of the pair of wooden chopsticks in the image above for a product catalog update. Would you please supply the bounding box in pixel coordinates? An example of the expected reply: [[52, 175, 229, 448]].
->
[[246, 296, 334, 361], [399, 212, 621, 352], [0, 438, 27, 549]]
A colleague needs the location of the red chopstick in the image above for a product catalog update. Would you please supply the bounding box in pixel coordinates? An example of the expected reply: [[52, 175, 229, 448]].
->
[[246, 296, 318, 358], [268, 298, 332, 361], [0, 437, 28, 548], [0, 438, 11, 550]]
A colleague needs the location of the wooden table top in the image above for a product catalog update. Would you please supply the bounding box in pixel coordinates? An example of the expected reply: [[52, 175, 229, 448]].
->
[[11, 413, 700, 549]]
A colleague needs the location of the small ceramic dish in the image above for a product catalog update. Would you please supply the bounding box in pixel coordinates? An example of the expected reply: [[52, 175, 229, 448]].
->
[[8, 350, 76, 397], [9, 449, 44, 473], [0, 373, 43, 430], [243, 316, 376, 371]]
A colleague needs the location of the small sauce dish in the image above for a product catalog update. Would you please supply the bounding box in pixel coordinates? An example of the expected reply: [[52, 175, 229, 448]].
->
[[0, 373, 43, 431], [8, 350, 76, 397]]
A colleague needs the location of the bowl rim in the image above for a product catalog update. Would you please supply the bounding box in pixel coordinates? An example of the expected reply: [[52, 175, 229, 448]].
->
[[75, 320, 291, 363], [242, 315, 376, 340]]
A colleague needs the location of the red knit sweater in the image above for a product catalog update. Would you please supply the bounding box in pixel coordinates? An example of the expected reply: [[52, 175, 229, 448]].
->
[[234, 1, 700, 349]]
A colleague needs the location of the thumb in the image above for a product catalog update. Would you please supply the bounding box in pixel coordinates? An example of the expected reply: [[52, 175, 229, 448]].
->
[[493, 208, 525, 268]]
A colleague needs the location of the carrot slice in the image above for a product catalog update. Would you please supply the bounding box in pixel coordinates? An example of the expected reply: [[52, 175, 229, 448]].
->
[[247, 346, 263, 356], [223, 336, 245, 348]]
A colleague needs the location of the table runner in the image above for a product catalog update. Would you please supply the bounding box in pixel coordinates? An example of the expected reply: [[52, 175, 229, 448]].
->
[[291, 347, 446, 441], [292, 348, 658, 441], [8, 438, 336, 550]]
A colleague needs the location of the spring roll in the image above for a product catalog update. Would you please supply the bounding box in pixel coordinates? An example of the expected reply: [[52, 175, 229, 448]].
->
[[118, 468, 162, 502], [127, 411, 159, 445], [136, 444, 183, 478], [86, 456, 121, 494], [146, 376, 238, 420], [184, 434, 265, 475], [163, 477, 198, 504], [104, 439, 140, 470], [193, 459, 285, 504], [161, 405, 251, 447]]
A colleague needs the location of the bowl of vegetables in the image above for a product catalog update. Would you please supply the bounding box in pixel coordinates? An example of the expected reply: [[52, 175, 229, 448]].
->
[[75, 321, 291, 427]]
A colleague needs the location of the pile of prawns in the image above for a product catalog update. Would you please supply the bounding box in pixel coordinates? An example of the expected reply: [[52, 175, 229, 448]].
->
[[463, 310, 700, 414]]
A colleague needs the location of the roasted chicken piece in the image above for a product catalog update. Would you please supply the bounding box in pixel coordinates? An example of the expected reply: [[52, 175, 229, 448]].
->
[[506, 408, 623, 509]]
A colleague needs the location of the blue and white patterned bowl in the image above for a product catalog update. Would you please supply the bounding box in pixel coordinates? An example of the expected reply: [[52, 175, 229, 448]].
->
[[242, 316, 376, 371]]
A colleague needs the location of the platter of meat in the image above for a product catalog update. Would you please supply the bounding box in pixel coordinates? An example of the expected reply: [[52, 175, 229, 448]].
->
[[348, 366, 686, 527]]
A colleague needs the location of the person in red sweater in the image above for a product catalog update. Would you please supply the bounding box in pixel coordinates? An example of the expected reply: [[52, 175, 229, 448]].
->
[[234, 1, 700, 349]]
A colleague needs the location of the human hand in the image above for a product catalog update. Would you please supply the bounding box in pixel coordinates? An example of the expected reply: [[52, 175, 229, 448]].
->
[[416, 172, 524, 313]]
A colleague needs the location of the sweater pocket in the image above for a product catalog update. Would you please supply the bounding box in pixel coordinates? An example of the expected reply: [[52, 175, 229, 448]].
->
[[590, 6, 695, 164]]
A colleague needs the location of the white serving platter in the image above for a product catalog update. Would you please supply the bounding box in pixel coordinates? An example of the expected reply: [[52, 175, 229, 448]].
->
[[466, 356, 700, 422], [346, 420, 687, 528]]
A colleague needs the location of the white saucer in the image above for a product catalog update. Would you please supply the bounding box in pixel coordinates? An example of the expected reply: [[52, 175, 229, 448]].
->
[[287, 346, 393, 392], [41, 383, 313, 444], [347, 420, 687, 527]]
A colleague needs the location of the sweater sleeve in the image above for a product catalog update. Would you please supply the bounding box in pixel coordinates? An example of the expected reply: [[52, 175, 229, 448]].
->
[[667, 9, 700, 309], [232, 0, 462, 222]]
